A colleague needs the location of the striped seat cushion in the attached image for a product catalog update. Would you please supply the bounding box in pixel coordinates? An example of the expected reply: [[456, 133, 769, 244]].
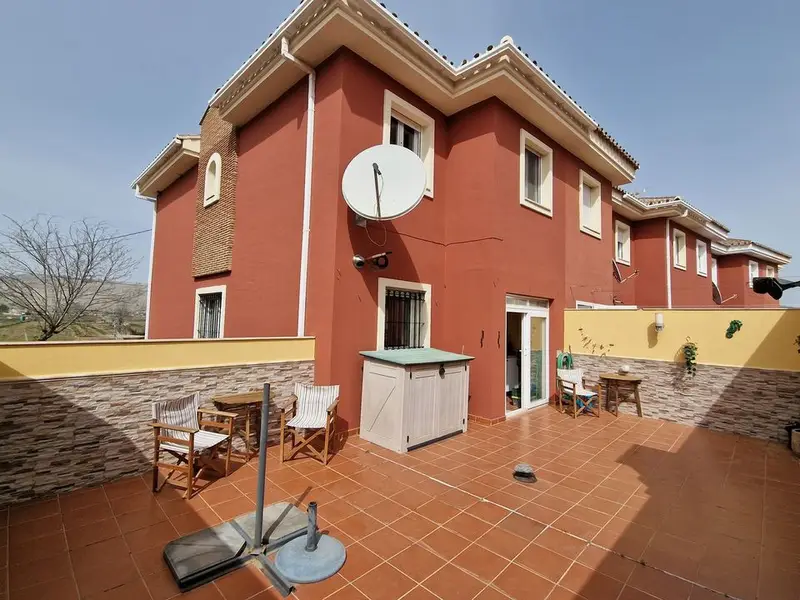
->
[[161, 430, 229, 454], [287, 383, 340, 429], [152, 393, 200, 441], [557, 369, 596, 397]]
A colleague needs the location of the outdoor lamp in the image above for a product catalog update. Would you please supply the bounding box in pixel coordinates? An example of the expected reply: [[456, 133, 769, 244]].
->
[[654, 312, 665, 333]]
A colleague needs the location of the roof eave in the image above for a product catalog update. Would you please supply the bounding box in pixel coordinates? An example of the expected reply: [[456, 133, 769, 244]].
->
[[132, 136, 201, 199], [710, 241, 791, 265]]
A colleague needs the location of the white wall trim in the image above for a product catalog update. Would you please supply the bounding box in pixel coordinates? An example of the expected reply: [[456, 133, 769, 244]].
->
[[666, 219, 673, 309], [748, 260, 759, 288], [614, 220, 631, 265], [376, 278, 432, 350], [578, 170, 602, 239], [382, 90, 435, 198], [696, 240, 708, 277], [203, 152, 222, 207], [193, 285, 227, 339], [672, 227, 687, 270], [144, 201, 157, 339], [519, 129, 554, 217]]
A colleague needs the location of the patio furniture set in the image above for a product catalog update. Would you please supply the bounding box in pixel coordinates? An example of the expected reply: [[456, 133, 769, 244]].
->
[[556, 369, 643, 419]]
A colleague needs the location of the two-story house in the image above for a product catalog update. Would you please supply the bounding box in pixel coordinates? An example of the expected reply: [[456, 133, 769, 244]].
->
[[132, 0, 790, 428]]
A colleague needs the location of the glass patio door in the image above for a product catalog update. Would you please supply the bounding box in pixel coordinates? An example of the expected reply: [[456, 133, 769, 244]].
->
[[506, 296, 549, 414]]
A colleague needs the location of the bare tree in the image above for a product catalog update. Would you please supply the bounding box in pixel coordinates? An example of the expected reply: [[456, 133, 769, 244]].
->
[[0, 216, 138, 340]]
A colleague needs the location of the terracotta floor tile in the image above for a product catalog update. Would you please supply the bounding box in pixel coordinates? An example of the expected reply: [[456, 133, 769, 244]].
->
[[473, 586, 513, 600], [212, 496, 256, 521], [8, 552, 72, 591], [577, 546, 636, 583], [58, 487, 108, 514], [73, 554, 139, 597], [132, 545, 167, 575], [560, 563, 624, 600], [420, 527, 470, 561], [143, 566, 183, 600], [415, 499, 461, 524], [362, 499, 410, 524], [392, 488, 434, 511], [9, 499, 60, 525], [352, 562, 415, 600], [360, 527, 413, 560], [336, 512, 382, 541], [534, 527, 587, 560], [213, 561, 273, 600], [293, 573, 349, 600], [123, 520, 178, 553], [323, 585, 369, 599], [475, 527, 529, 560], [642, 533, 704, 581], [344, 488, 385, 511], [493, 563, 555, 600], [516, 542, 572, 582], [593, 522, 654, 561], [65, 518, 121, 549], [628, 564, 693, 600], [69, 536, 129, 571], [117, 505, 169, 534], [443, 512, 493, 539], [452, 543, 509, 583], [496, 513, 546, 540], [170, 507, 222, 535], [392, 512, 438, 541], [8, 513, 62, 544], [390, 543, 446, 583], [326, 478, 363, 499], [337, 543, 382, 581], [464, 501, 511, 526], [158, 494, 210, 518], [553, 514, 602, 540], [62, 502, 114, 530], [103, 476, 149, 500], [518, 501, 562, 525], [317, 498, 360, 525], [200, 483, 244, 506], [7, 575, 79, 600], [437, 488, 478, 510], [422, 563, 486, 600], [84, 578, 152, 600], [566, 506, 612, 529], [618, 585, 660, 600], [110, 491, 161, 516]]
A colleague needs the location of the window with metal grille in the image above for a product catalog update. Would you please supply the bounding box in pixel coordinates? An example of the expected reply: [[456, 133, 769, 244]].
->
[[197, 292, 223, 338], [384, 288, 426, 349]]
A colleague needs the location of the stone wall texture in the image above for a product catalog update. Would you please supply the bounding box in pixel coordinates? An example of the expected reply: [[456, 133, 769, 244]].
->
[[573, 353, 800, 442], [0, 360, 313, 506]]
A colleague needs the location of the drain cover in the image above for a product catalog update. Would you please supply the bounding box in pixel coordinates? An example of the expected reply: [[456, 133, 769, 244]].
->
[[513, 463, 537, 483]]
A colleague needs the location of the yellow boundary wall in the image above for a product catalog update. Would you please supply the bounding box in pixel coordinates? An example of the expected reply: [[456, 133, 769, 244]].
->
[[0, 337, 315, 381], [564, 309, 800, 372]]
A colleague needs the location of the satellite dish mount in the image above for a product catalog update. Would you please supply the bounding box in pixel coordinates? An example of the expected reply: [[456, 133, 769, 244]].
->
[[612, 260, 639, 284]]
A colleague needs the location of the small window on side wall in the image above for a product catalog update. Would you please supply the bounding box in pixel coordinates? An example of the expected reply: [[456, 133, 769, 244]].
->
[[383, 90, 435, 198], [748, 261, 759, 287], [673, 229, 687, 269], [377, 278, 431, 350], [696, 241, 708, 276], [615, 221, 631, 265], [766, 265, 776, 278], [194, 285, 226, 339], [519, 130, 553, 216], [204, 153, 222, 207], [579, 171, 602, 238]]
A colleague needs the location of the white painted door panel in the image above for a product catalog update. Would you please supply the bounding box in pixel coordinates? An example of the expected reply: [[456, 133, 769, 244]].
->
[[437, 365, 465, 436], [406, 368, 437, 448]]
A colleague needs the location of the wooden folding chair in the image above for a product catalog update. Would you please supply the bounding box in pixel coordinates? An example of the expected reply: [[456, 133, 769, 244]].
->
[[556, 368, 599, 418], [279, 383, 339, 465], [151, 392, 237, 498]]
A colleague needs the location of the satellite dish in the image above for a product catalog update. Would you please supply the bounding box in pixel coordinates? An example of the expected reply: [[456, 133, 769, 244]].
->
[[612, 260, 639, 284], [753, 276, 800, 300], [342, 145, 426, 221], [712, 282, 737, 305]]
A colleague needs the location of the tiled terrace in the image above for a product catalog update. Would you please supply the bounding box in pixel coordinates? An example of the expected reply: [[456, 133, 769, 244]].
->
[[2, 408, 799, 600]]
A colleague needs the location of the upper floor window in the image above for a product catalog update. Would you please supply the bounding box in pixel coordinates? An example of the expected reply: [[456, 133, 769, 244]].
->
[[194, 285, 226, 339], [711, 257, 718, 284], [519, 130, 554, 216], [383, 90, 435, 198], [766, 265, 776, 278], [696, 240, 708, 276], [748, 261, 759, 287], [579, 171, 602, 238], [204, 153, 222, 207], [673, 229, 687, 270], [615, 221, 631, 265]]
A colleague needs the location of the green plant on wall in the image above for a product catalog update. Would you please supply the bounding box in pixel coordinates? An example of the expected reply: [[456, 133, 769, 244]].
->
[[577, 328, 615, 357], [682, 338, 698, 377], [725, 320, 743, 339]]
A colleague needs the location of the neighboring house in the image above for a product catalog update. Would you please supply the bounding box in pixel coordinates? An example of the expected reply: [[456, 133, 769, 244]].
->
[[609, 192, 790, 309], [131, 0, 789, 428]]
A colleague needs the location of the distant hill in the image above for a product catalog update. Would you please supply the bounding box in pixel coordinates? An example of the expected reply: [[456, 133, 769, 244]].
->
[[0, 279, 147, 319]]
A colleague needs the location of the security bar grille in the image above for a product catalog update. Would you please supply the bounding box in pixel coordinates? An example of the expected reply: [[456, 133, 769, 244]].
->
[[384, 289, 425, 349], [197, 292, 223, 338]]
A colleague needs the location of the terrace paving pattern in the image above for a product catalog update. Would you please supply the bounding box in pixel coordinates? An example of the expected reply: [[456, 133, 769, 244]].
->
[[1, 408, 798, 599]]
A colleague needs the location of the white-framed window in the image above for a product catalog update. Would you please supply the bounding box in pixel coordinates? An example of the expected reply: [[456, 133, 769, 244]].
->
[[748, 260, 759, 288], [579, 171, 602, 238], [382, 90, 435, 198], [614, 221, 631, 265], [766, 265, 776, 278], [519, 130, 554, 216], [711, 257, 718, 284], [203, 152, 222, 207], [377, 278, 431, 350], [194, 285, 226, 339], [673, 229, 687, 270], [696, 240, 708, 276], [575, 301, 637, 310]]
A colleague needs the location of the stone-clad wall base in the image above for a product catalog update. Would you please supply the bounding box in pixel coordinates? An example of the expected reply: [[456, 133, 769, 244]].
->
[[0, 361, 313, 505], [573, 354, 800, 443]]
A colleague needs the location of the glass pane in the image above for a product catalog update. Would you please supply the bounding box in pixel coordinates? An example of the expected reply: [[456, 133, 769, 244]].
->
[[582, 184, 593, 210], [390, 117, 400, 145], [529, 316, 545, 401], [525, 150, 540, 203]]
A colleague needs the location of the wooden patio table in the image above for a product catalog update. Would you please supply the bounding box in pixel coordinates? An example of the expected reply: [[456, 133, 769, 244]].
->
[[598, 373, 643, 417], [211, 391, 263, 463]]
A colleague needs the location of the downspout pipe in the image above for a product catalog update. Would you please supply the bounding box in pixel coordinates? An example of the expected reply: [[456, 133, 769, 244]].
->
[[281, 37, 315, 337], [135, 188, 157, 339]]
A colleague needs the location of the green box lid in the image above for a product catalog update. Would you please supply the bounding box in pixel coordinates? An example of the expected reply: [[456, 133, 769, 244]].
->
[[360, 348, 474, 366]]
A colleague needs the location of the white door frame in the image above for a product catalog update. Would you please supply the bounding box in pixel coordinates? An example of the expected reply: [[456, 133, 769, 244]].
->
[[505, 296, 550, 415]]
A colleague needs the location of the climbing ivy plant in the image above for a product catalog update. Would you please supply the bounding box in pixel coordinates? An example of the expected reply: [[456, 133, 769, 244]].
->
[[725, 320, 743, 339], [682, 339, 698, 377]]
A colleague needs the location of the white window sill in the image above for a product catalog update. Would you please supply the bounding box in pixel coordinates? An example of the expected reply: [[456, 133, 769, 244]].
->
[[204, 196, 219, 208], [580, 226, 602, 240], [521, 200, 553, 218], [674, 264, 686, 271], [616, 257, 631, 266], [697, 271, 707, 277]]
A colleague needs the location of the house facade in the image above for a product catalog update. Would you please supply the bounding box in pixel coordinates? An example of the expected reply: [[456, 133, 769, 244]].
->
[[133, 0, 790, 428]]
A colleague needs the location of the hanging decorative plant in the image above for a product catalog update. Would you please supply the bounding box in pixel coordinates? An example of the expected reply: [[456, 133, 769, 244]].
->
[[682, 339, 698, 377], [725, 320, 743, 339], [795, 335, 800, 354]]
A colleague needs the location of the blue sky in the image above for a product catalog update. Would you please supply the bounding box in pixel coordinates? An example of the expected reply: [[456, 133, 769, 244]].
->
[[1, 0, 798, 301]]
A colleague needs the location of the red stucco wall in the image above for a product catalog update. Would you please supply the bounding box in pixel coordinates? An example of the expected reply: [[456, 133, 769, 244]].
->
[[630, 219, 668, 308], [717, 255, 780, 307], [669, 226, 715, 308], [611, 213, 637, 306]]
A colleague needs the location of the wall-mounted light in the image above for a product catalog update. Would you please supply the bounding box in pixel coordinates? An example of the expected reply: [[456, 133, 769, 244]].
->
[[654, 312, 665, 333]]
